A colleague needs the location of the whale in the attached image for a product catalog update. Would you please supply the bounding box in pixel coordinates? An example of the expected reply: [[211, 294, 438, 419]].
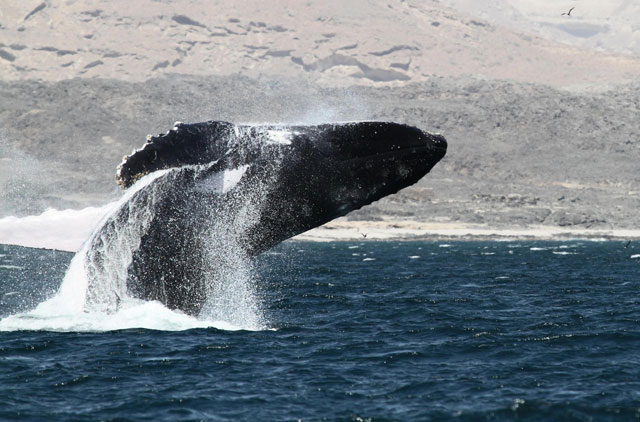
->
[[82, 121, 447, 315]]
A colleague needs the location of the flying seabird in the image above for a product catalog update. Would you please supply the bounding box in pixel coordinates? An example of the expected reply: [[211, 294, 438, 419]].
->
[[361, 232, 368, 238], [624, 240, 631, 248], [561, 7, 575, 16]]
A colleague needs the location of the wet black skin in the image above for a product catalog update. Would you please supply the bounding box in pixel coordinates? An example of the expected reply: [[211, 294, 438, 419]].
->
[[114, 121, 447, 315]]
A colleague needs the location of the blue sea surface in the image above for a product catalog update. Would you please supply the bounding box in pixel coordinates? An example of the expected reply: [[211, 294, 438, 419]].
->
[[1, 241, 639, 421]]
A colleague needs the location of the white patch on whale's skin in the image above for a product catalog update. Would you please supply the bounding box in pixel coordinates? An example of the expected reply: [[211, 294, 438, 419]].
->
[[196, 165, 250, 194], [264, 130, 293, 145], [222, 165, 250, 192]]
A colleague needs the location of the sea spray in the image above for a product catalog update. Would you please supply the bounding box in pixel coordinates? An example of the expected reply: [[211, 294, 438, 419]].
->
[[0, 164, 270, 331], [196, 127, 292, 328], [197, 172, 271, 329], [83, 169, 176, 313], [199, 244, 264, 330], [33, 169, 174, 316], [27, 125, 289, 329]]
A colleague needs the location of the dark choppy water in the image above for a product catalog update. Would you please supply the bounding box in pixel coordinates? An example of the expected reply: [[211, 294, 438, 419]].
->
[[1, 241, 639, 421]]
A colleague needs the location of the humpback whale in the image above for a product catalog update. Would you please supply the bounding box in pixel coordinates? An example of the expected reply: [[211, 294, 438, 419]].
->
[[82, 121, 447, 315]]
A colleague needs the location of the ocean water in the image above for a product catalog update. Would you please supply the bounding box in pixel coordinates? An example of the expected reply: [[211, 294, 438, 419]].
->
[[1, 240, 639, 421]]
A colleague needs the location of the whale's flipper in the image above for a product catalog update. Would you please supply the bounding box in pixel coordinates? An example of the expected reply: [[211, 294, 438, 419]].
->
[[117, 121, 236, 188]]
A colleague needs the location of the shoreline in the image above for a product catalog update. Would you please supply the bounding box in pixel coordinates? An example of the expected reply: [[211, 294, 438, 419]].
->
[[294, 219, 640, 242], [2, 211, 639, 253]]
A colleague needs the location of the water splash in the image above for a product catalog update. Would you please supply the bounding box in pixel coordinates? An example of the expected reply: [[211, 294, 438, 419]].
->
[[197, 181, 268, 329], [0, 298, 251, 332], [0, 167, 265, 332], [83, 169, 176, 313], [195, 129, 291, 329], [0, 170, 193, 332], [0, 124, 300, 332]]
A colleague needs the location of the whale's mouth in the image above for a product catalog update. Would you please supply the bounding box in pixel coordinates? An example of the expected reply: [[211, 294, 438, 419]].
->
[[320, 131, 447, 164], [382, 130, 447, 159], [344, 143, 441, 166]]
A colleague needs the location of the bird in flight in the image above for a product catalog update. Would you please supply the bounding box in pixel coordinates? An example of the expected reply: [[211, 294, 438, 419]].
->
[[561, 7, 575, 16], [624, 240, 631, 248], [361, 232, 368, 238]]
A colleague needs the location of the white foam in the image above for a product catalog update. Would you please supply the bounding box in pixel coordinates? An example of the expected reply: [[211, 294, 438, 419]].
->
[[0, 265, 23, 270], [0, 172, 143, 325], [0, 298, 259, 332]]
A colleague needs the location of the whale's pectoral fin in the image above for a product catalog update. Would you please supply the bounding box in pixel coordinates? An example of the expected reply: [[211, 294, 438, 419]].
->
[[116, 120, 235, 189]]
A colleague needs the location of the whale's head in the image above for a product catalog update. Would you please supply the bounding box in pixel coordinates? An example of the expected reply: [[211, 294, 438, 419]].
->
[[293, 121, 447, 214], [116, 120, 447, 254]]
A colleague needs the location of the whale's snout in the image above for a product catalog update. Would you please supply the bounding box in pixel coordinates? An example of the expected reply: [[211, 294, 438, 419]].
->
[[423, 131, 447, 162]]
